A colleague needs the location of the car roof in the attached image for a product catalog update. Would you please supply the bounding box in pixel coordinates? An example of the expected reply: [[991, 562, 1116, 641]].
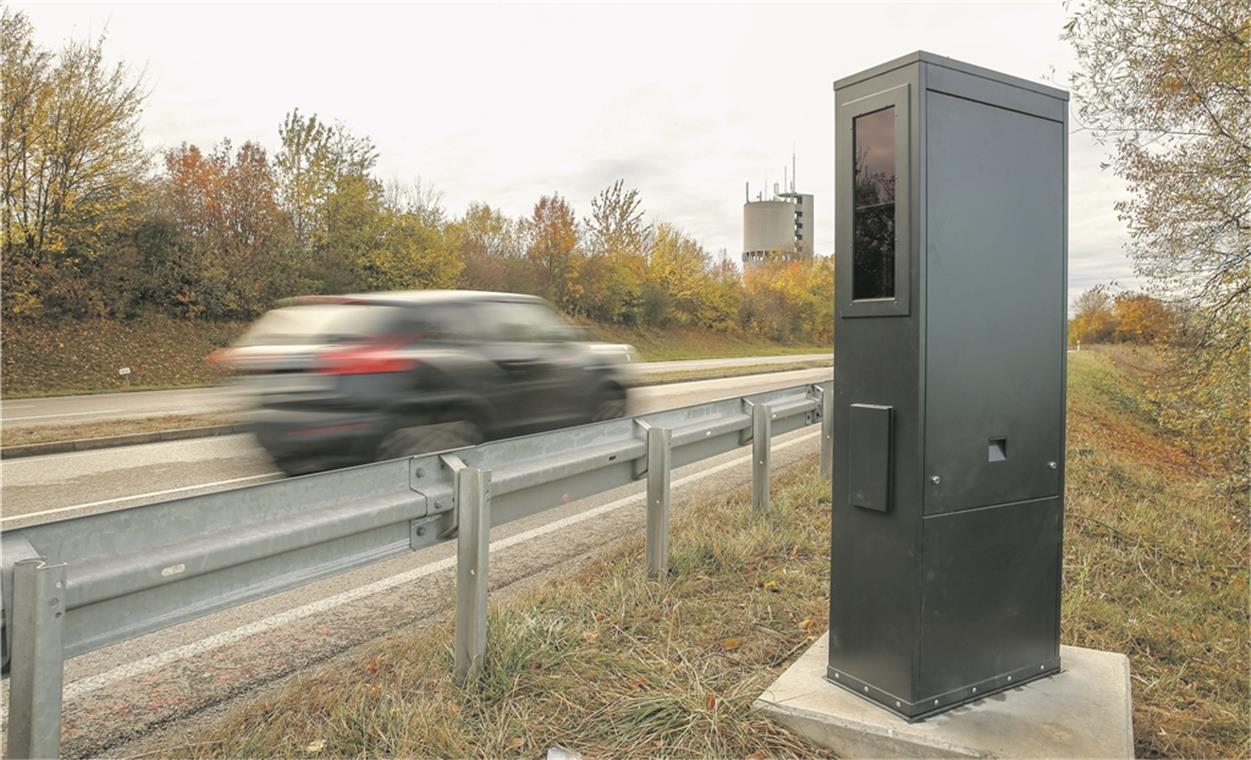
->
[[283, 290, 547, 307]]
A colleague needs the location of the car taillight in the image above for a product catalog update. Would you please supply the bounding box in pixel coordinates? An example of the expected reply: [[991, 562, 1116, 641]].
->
[[315, 341, 417, 375], [206, 348, 234, 370]]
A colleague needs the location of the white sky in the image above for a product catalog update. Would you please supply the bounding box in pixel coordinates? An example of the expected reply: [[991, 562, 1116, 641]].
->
[[18, 1, 1137, 307]]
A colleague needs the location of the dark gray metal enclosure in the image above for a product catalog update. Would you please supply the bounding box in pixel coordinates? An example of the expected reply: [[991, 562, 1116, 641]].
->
[[828, 51, 1068, 720]]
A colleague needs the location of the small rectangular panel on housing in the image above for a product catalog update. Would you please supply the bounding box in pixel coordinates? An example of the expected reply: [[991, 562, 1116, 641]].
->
[[849, 404, 892, 512]]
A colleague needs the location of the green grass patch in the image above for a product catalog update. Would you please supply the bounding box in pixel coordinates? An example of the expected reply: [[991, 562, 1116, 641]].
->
[[589, 324, 827, 362]]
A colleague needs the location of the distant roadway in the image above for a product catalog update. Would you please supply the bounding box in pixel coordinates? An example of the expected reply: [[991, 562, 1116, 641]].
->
[[0, 353, 829, 428], [0, 365, 831, 757]]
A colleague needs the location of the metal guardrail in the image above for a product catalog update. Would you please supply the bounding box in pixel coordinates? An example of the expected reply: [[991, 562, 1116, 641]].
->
[[1, 381, 833, 758]]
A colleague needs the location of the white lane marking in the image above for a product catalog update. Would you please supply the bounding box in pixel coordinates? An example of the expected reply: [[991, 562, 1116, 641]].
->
[[5, 408, 125, 422], [62, 430, 819, 700], [0, 473, 282, 524]]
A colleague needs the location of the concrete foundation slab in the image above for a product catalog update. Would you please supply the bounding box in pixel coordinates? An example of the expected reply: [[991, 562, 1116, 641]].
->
[[754, 633, 1133, 758]]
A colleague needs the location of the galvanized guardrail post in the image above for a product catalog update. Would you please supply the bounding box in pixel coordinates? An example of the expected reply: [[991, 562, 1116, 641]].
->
[[644, 425, 672, 579], [820, 385, 834, 480], [753, 403, 772, 512], [454, 467, 491, 685], [6, 558, 67, 760]]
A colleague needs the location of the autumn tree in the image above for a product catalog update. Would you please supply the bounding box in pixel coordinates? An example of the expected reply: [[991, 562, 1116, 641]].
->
[[703, 251, 745, 332], [1, 7, 149, 318], [585, 180, 650, 257], [452, 202, 529, 293], [742, 257, 834, 342], [803, 256, 836, 344], [318, 172, 386, 293], [1066, 0, 1249, 471], [1069, 287, 1119, 344], [522, 193, 583, 311], [355, 187, 462, 292], [153, 140, 294, 318], [275, 109, 377, 257], [582, 181, 650, 323], [1113, 292, 1174, 344], [645, 223, 717, 327]]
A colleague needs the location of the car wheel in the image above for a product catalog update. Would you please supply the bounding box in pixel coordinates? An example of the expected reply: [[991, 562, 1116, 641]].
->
[[591, 387, 628, 421], [271, 457, 322, 477], [376, 420, 484, 461]]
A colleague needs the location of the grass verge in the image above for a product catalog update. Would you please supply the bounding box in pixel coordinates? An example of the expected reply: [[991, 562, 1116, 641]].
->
[[3, 316, 823, 397], [159, 462, 834, 759], [0, 412, 239, 447], [637, 359, 831, 387], [1062, 348, 1248, 757], [148, 348, 1248, 759], [589, 324, 827, 362]]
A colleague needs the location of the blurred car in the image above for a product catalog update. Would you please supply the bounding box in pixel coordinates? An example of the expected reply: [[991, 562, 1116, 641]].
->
[[213, 290, 637, 475]]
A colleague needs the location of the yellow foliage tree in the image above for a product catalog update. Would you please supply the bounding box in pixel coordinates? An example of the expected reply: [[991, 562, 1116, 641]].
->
[[1069, 287, 1118, 345], [1, 8, 149, 318], [1113, 293, 1174, 344], [742, 256, 834, 343]]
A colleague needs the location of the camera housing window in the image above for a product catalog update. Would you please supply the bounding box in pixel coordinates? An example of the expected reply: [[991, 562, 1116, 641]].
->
[[837, 83, 910, 318]]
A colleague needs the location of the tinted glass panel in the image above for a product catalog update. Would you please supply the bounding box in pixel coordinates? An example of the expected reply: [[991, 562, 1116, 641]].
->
[[237, 305, 405, 345], [853, 107, 896, 300], [480, 301, 571, 342]]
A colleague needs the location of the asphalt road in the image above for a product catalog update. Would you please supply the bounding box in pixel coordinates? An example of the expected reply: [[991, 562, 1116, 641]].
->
[[0, 367, 831, 757], [0, 353, 829, 428], [1, 365, 832, 526]]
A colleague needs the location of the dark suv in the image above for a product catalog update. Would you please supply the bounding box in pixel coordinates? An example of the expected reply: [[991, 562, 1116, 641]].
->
[[217, 290, 636, 474]]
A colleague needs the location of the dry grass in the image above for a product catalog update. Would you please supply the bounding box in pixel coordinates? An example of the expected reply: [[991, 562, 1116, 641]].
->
[[1063, 348, 1248, 758], [638, 359, 832, 387], [151, 347, 1246, 759], [589, 324, 827, 362], [167, 463, 833, 759], [1, 316, 242, 396]]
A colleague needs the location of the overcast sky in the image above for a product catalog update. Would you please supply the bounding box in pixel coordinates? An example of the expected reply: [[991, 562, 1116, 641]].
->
[[19, 1, 1136, 306]]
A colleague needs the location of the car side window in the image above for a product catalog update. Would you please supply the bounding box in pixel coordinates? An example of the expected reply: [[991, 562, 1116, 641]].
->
[[425, 303, 479, 342], [483, 301, 570, 342]]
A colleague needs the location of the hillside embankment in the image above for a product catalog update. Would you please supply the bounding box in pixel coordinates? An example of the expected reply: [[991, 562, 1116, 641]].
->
[[1, 316, 826, 397]]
